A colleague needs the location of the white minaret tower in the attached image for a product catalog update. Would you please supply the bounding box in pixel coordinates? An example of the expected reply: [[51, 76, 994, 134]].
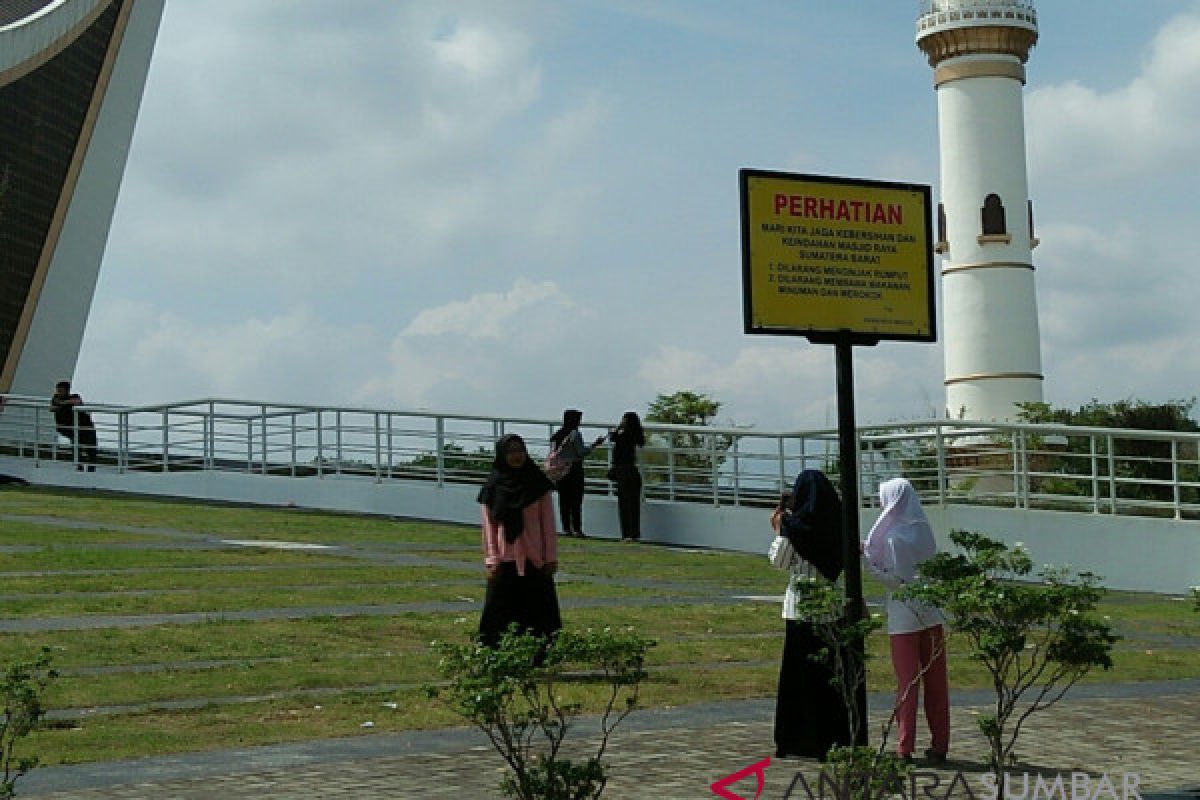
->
[[917, 0, 1044, 421]]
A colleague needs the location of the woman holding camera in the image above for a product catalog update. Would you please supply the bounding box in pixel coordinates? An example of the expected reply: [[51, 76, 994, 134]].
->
[[607, 411, 645, 542], [768, 469, 854, 760]]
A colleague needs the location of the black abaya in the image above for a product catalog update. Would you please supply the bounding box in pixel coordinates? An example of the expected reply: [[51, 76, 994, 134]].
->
[[774, 619, 855, 760], [478, 562, 563, 648]]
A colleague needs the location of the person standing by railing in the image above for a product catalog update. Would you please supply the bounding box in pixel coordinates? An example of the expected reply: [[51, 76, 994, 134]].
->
[[50, 381, 97, 471], [607, 411, 645, 542], [550, 409, 605, 538]]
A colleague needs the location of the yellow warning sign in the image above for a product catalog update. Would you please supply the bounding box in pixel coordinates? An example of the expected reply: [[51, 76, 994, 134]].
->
[[740, 170, 935, 342]]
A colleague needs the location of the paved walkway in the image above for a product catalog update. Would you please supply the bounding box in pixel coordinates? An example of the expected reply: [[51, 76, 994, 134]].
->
[[19, 683, 1200, 799]]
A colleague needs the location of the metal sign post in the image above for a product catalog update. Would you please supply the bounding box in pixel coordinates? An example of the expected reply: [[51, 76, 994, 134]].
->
[[835, 335, 869, 742]]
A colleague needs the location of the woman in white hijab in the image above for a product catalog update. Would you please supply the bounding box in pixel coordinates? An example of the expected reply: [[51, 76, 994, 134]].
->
[[862, 478, 949, 764]]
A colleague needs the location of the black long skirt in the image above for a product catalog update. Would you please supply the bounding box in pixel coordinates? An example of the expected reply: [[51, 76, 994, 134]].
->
[[774, 619, 854, 760], [478, 562, 563, 648]]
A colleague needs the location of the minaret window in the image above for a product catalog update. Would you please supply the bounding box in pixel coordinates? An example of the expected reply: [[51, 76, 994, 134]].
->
[[978, 193, 1012, 245], [981, 194, 1006, 234]]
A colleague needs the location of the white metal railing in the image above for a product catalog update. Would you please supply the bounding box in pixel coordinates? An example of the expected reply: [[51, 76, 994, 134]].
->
[[2, 394, 1200, 520], [919, 0, 1035, 14]]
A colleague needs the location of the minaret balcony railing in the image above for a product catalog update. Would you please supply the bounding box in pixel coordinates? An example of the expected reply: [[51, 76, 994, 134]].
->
[[918, 0, 1037, 34]]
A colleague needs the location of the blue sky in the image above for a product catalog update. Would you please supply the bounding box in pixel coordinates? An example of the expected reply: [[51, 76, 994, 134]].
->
[[75, 1, 1200, 430]]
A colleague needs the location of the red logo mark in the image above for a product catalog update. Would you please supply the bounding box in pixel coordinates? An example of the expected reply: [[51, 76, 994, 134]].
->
[[711, 757, 771, 800]]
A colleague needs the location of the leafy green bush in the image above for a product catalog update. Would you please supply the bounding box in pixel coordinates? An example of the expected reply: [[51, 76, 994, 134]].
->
[[900, 531, 1118, 778], [643, 391, 733, 491], [427, 626, 654, 800], [2, 648, 57, 800]]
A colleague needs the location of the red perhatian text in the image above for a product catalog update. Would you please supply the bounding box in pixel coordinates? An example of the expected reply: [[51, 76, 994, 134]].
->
[[773, 194, 903, 226]]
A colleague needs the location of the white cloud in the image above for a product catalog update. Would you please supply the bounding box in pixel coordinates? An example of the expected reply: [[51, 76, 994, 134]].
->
[[353, 278, 593, 413], [403, 279, 573, 339], [1028, 9, 1200, 181], [112, 2, 552, 295], [76, 301, 381, 405], [1035, 221, 1200, 408], [636, 343, 945, 429]]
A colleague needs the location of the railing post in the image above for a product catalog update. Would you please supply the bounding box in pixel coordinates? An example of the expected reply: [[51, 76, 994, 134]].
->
[[204, 402, 214, 472], [72, 409, 80, 466], [385, 413, 394, 480], [1090, 434, 1099, 514], [667, 434, 676, 502], [710, 432, 719, 507], [436, 417, 445, 488], [777, 436, 786, 491], [335, 410, 343, 475], [161, 409, 169, 472], [1011, 428, 1021, 508], [936, 424, 947, 505], [245, 419, 253, 473], [1107, 434, 1117, 515], [1021, 429, 1031, 509], [316, 411, 324, 477], [373, 412, 382, 481], [290, 413, 298, 477], [260, 405, 268, 475], [1172, 439, 1181, 520], [118, 411, 127, 473], [854, 426, 865, 510], [731, 435, 741, 507]]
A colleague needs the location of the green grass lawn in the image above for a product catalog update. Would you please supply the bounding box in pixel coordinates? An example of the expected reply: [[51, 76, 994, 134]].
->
[[1, 485, 1197, 767]]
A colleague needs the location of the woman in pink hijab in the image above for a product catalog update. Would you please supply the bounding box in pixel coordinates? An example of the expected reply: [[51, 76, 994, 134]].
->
[[862, 478, 949, 764]]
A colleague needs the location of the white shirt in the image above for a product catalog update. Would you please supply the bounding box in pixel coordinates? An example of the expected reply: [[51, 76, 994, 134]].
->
[[864, 558, 946, 635], [768, 535, 835, 621]]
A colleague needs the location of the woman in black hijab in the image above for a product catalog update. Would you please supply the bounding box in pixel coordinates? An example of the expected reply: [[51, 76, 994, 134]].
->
[[606, 411, 646, 542], [477, 434, 562, 649], [767, 469, 855, 760]]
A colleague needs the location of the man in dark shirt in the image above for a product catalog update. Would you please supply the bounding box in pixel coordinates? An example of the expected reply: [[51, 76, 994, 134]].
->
[[50, 381, 97, 470]]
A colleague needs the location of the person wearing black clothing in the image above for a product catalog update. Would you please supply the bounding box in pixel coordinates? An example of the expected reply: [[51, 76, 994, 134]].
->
[[549, 409, 604, 537], [50, 381, 97, 470], [607, 411, 645, 542], [767, 469, 861, 760], [476, 434, 561, 659]]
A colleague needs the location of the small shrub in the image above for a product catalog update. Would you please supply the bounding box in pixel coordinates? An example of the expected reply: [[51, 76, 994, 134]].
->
[[791, 580, 917, 799], [427, 626, 654, 800], [901, 531, 1118, 779], [2, 648, 57, 800]]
